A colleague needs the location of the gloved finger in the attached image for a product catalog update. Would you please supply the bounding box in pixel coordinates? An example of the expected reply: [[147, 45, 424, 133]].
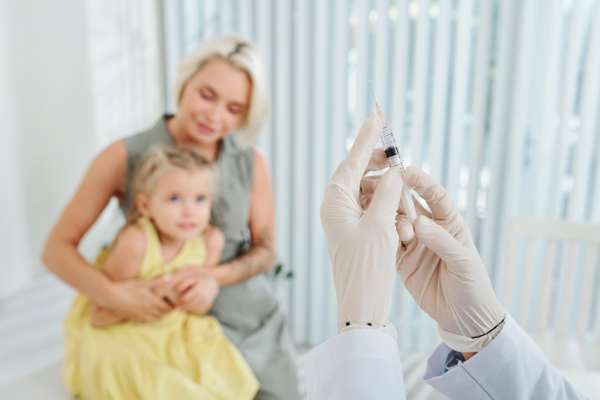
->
[[359, 175, 379, 210], [404, 166, 454, 220], [360, 175, 380, 196], [330, 115, 382, 199], [364, 148, 389, 175], [414, 215, 469, 263], [321, 184, 364, 230], [360, 146, 404, 196], [396, 196, 431, 247], [367, 167, 403, 224], [395, 213, 415, 243], [359, 192, 374, 210]]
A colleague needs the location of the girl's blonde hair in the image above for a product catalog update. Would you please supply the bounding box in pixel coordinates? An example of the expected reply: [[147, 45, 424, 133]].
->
[[172, 34, 270, 148], [126, 145, 218, 225]]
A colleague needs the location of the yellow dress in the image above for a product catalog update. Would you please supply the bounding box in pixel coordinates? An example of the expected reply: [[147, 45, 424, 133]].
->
[[63, 217, 259, 400]]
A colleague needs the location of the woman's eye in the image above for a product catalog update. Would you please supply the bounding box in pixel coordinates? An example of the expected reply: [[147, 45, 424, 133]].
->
[[170, 196, 180, 202], [200, 90, 215, 100], [228, 107, 243, 115], [196, 196, 206, 203]]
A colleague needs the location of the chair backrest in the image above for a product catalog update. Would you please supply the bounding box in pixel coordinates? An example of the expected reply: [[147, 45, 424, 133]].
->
[[500, 218, 600, 342]]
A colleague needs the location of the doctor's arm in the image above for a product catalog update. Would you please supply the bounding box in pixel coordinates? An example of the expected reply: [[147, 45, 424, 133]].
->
[[305, 116, 407, 400], [363, 163, 590, 400]]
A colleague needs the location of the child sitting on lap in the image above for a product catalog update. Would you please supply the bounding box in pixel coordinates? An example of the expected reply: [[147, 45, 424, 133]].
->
[[63, 145, 258, 400]]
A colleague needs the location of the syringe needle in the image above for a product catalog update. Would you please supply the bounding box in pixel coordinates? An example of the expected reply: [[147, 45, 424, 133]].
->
[[368, 79, 378, 106], [368, 80, 386, 124]]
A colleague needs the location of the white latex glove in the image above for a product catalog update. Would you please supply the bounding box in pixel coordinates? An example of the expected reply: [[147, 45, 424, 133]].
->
[[360, 163, 506, 353], [321, 115, 403, 339]]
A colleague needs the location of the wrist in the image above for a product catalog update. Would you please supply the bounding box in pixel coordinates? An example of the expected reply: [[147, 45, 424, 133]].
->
[[338, 317, 397, 340], [215, 264, 232, 286], [437, 312, 506, 353]]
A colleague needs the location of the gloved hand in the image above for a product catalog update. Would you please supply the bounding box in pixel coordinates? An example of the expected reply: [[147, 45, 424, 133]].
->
[[321, 115, 404, 339], [360, 162, 506, 353]]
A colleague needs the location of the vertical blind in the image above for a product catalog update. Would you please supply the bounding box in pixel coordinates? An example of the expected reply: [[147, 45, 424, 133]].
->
[[88, 0, 600, 349]]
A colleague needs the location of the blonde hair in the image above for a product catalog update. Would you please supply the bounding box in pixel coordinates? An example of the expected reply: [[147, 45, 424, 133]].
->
[[126, 145, 218, 225], [172, 34, 271, 148]]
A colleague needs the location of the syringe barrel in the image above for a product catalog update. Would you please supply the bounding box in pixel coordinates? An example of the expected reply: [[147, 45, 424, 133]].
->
[[381, 124, 406, 174], [380, 124, 417, 223], [381, 124, 397, 149]]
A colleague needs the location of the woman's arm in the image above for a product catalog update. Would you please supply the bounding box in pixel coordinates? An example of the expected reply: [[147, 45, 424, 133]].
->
[[90, 225, 148, 327], [42, 141, 172, 320], [203, 224, 225, 266], [210, 148, 276, 286]]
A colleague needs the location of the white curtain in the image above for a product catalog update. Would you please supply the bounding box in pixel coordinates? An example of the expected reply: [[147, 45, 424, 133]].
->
[[159, 0, 600, 349], [160, 0, 600, 349], [3, 0, 599, 351]]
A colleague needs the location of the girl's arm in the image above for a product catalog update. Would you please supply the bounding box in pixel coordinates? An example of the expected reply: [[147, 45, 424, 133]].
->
[[42, 141, 172, 321], [90, 224, 147, 327]]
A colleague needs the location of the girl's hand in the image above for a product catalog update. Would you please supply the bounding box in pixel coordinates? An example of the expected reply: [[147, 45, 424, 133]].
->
[[153, 266, 212, 305], [150, 274, 180, 307], [107, 279, 174, 322], [175, 276, 220, 316]]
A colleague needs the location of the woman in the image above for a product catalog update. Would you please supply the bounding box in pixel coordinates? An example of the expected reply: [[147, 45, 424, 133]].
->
[[43, 34, 300, 400]]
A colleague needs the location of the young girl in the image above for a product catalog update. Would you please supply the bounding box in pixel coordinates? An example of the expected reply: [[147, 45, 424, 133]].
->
[[63, 145, 259, 400]]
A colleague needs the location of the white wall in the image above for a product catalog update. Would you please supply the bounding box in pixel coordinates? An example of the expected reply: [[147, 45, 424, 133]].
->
[[0, 2, 32, 299], [0, 0, 96, 299]]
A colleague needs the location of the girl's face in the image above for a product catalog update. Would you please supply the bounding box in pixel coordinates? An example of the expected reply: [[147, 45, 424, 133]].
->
[[137, 168, 212, 242], [178, 58, 252, 145]]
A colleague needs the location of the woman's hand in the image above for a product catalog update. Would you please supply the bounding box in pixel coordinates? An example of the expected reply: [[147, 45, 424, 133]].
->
[[105, 279, 174, 322]]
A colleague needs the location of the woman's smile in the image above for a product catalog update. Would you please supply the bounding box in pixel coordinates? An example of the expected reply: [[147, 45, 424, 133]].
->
[[196, 121, 216, 135]]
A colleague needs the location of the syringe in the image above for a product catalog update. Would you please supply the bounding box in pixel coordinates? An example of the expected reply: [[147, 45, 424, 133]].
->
[[369, 81, 417, 224]]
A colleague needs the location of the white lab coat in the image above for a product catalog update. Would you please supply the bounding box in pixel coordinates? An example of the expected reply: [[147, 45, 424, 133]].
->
[[304, 315, 589, 399]]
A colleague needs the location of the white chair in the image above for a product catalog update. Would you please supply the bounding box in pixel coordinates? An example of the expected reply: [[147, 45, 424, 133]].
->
[[500, 218, 600, 397]]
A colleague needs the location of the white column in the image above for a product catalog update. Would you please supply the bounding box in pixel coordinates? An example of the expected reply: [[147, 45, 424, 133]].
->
[[1, 0, 96, 285], [0, 2, 33, 300]]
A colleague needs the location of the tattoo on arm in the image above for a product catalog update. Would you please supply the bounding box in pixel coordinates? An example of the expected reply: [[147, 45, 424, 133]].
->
[[228, 226, 275, 280]]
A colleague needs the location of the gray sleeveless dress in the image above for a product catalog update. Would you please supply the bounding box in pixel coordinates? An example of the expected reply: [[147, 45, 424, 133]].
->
[[121, 116, 300, 400]]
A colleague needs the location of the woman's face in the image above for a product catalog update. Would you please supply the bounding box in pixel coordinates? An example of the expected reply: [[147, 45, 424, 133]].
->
[[178, 58, 252, 145]]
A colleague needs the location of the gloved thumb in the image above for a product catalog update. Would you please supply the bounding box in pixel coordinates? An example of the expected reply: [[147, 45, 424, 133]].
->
[[367, 167, 403, 223], [414, 216, 468, 263]]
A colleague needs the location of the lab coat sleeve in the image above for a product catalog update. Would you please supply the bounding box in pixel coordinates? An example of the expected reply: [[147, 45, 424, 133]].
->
[[304, 329, 406, 400], [424, 314, 590, 400]]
